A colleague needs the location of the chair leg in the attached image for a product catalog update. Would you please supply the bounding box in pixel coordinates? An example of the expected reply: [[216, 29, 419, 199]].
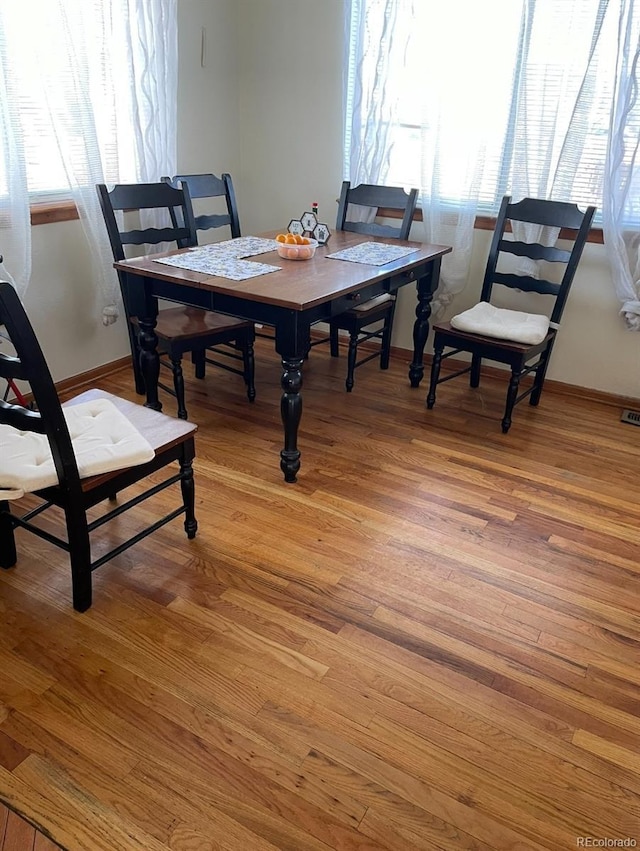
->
[[380, 314, 394, 371], [345, 330, 358, 392], [330, 325, 340, 358], [530, 343, 554, 406], [180, 452, 197, 540], [171, 356, 188, 420], [426, 340, 444, 409], [128, 324, 145, 396], [243, 337, 256, 402], [502, 368, 522, 433], [0, 501, 17, 568], [192, 350, 206, 380], [65, 504, 92, 612], [470, 355, 481, 388]]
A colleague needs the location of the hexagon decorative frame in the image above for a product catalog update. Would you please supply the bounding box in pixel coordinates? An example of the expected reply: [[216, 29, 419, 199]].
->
[[288, 211, 331, 244]]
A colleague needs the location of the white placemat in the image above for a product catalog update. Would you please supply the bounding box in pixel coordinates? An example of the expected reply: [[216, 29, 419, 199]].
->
[[190, 236, 280, 258], [326, 242, 419, 266], [155, 252, 280, 281]]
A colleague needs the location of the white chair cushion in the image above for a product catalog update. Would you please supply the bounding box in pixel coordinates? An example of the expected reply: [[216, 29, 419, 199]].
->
[[450, 301, 550, 345], [352, 293, 393, 312], [0, 398, 154, 500]]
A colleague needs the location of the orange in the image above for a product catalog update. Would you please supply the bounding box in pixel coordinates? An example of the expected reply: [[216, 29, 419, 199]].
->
[[275, 233, 286, 243], [301, 237, 310, 244], [294, 233, 304, 245], [284, 233, 297, 244]]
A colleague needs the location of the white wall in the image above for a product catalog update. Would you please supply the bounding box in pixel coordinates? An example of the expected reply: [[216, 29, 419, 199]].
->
[[235, 0, 344, 236], [20, 0, 640, 399], [176, 0, 241, 176], [23, 218, 131, 385]]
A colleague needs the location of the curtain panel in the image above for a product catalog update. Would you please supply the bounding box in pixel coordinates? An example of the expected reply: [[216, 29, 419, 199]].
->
[[344, 0, 640, 327], [0, 0, 178, 324]]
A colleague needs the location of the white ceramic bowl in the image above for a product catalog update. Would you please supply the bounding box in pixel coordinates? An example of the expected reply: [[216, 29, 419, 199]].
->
[[276, 238, 318, 261]]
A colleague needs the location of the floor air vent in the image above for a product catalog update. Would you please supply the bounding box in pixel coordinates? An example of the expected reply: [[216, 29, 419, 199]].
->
[[621, 409, 640, 426]]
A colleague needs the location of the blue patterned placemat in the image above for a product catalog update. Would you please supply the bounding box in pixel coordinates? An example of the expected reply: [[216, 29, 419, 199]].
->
[[190, 236, 280, 257], [326, 242, 419, 266], [154, 236, 281, 280], [155, 253, 280, 281]]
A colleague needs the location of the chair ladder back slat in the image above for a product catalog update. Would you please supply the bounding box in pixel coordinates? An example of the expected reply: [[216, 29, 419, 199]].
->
[[507, 197, 589, 230], [0, 398, 45, 433], [194, 213, 232, 232], [492, 272, 561, 296], [119, 226, 194, 248], [500, 239, 572, 264], [0, 351, 29, 382], [343, 221, 410, 240]]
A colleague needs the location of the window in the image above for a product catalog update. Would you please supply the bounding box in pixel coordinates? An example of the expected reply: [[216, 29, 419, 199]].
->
[[0, 0, 177, 304], [0, 0, 165, 201], [345, 0, 638, 218]]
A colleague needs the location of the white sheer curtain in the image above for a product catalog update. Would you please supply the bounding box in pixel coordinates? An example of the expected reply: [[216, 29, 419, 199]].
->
[[0, 0, 177, 323], [343, 0, 414, 187], [343, 0, 640, 325], [603, 0, 640, 330]]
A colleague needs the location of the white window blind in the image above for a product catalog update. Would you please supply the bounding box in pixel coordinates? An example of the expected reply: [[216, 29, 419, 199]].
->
[[0, 0, 177, 311], [0, 0, 139, 199], [359, 0, 636, 217]]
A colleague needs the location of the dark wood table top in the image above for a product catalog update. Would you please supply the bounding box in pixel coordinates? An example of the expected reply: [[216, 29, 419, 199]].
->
[[115, 230, 452, 311]]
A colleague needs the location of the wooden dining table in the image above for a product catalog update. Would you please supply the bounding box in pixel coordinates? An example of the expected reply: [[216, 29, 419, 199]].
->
[[114, 230, 452, 482]]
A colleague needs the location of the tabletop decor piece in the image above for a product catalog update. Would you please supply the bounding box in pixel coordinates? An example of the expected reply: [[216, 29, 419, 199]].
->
[[276, 238, 318, 261], [288, 208, 332, 244], [326, 241, 419, 266]]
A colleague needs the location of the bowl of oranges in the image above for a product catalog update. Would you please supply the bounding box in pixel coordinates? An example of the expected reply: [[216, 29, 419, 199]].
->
[[275, 232, 318, 261]]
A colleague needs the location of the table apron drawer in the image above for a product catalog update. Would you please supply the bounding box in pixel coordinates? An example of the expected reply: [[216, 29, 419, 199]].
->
[[330, 282, 392, 315]]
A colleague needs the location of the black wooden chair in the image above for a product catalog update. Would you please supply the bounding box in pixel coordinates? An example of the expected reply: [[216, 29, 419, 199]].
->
[[311, 181, 418, 391], [0, 280, 197, 611], [426, 195, 595, 432], [162, 172, 241, 238], [97, 181, 255, 420], [163, 171, 278, 343]]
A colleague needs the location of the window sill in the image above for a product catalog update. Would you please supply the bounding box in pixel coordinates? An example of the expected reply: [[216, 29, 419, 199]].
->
[[379, 206, 604, 244], [30, 200, 79, 226], [30, 199, 604, 244]]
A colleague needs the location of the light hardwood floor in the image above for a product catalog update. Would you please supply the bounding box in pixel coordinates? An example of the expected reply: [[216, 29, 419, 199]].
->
[[1, 339, 639, 851]]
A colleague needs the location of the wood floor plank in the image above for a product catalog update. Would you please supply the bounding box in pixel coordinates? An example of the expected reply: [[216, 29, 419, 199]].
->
[[0, 342, 638, 849], [2, 758, 167, 851]]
